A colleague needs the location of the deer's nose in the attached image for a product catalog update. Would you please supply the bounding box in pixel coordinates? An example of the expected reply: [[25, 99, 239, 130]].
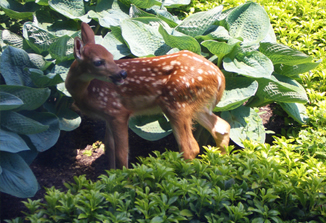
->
[[120, 70, 127, 79]]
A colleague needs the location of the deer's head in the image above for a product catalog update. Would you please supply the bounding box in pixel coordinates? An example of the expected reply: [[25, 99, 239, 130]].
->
[[74, 22, 127, 85]]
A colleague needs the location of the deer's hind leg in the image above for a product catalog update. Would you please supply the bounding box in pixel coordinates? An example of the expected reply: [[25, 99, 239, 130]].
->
[[162, 106, 200, 160], [195, 107, 230, 154]]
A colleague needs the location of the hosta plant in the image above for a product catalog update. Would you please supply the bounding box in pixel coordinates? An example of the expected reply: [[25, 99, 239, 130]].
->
[[0, 28, 82, 198], [0, 45, 81, 198], [1, 0, 319, 145]]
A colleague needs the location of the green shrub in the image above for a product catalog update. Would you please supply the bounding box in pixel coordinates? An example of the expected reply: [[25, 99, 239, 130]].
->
[[6, 148, 325, 222]]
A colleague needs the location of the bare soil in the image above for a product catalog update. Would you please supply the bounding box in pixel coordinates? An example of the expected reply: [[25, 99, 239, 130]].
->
[[0, 104, 285, 222]]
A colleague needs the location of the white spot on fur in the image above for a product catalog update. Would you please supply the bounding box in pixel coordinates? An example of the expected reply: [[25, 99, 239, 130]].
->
[[170, 60, 181, 66], [193, 57, 204, 63], [162, 65, 173, 71]]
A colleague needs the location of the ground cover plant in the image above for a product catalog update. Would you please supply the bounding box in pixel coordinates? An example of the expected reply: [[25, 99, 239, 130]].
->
[[0, 0, 322, 199], [1, 0, 326, 221], [6, 146, 326, 222]]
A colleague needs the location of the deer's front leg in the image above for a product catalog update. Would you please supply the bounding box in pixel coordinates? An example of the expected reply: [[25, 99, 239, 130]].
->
[[107, 117, 129, 169], [105, 123, 116, 169]]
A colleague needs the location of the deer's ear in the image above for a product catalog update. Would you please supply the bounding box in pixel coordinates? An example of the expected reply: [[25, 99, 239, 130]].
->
[[74, 37, 84, 61], [81, 22, 95, 44]]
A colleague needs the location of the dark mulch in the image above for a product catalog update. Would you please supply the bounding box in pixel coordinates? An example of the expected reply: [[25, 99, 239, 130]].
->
[[0, 104, 285, 222]]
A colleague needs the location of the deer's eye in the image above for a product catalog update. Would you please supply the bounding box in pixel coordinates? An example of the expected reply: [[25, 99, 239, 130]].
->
[[93, 60, 104, 67]]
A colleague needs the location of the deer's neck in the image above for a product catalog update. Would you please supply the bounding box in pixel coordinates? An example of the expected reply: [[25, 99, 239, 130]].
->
[[65, 60, 91, 103]]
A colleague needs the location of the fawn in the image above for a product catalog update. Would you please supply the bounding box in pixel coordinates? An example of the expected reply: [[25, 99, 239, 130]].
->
[[66, 22, 230, 169]]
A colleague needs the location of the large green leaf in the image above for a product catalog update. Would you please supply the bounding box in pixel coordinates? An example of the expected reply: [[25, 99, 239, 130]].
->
[[89, 9, 129, 28], [95, 0, 126, 12], [44, 93, 81, 131], [196, 26, 230, 42], [1, 111, 49, 135], [119, 0, 161, 8], [0, 46, 33, 86], [110, 26, 126, 43], [0, 0, 40, 20], [259, 42, 314, 66], [23, 22, 56, 54], [162, 0, 191, 8], [279, 103, 308, 124], [129, 114, 172, 141], [100, 32, 131, 60], [28, 53, 53, 71], [29, 68, 64, 88], [0, 85, 50, 111], [150, 6, 180, 27], [221, 106, 265, 147], [261, 23, 277, 43], [0, 92, 24, 111], [51, 60, 75, 96], [176, 5, 223, 37], [120, 19, 170, 57], [226, 2, 270, 46], [130, 4, 156, 18], [201, 39, 240, 67], [158, 25, 201, 54], [1, 30, 24, 49], [0, 129, 30, 153], [130, 5, 179, 28], [223, 49, 273, 78], [18, 147, 39, 166], [215, 78, 258, 112], [246, 74, 309, 107], [49, 35, 75, 62], [0, 152, 38, 198], [48, 0, 91, 22], [274, 61, 321, 78], [24, 112, 60, 152]]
